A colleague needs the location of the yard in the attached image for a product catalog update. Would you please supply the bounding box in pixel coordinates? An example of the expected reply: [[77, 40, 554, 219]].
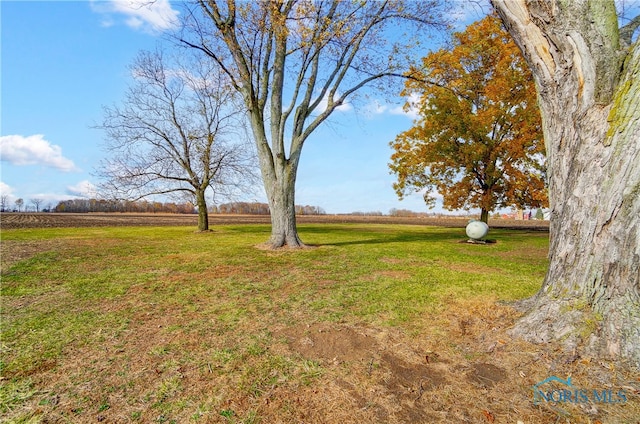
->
[[1, 215, 637, 423]]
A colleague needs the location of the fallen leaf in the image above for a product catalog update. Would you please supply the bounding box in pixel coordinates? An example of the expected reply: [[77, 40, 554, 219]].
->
[[482, 409, 495, 423]]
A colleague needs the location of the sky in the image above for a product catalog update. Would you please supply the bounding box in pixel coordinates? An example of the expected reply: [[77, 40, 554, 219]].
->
[[1, 0, 489, 215]]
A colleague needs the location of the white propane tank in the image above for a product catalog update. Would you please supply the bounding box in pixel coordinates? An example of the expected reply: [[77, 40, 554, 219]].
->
[[465, 220, 489, 240]]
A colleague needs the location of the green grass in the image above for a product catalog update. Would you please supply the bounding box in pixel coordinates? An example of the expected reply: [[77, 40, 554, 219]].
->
[[0, 223, 549, 422]]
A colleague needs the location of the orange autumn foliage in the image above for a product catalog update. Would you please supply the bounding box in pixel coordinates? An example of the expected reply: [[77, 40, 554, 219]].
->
[[389, 15, 548, 220]]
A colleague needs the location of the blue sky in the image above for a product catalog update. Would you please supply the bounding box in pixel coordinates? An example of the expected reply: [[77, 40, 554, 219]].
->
[[1, 0, 485, 214]]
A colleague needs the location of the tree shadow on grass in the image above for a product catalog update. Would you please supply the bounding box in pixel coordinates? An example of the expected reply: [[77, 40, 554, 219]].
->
[[299, 225, 465, 247]]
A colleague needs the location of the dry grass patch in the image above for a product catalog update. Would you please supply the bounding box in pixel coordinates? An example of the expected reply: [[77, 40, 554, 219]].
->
[[1, 224, 638, 423]]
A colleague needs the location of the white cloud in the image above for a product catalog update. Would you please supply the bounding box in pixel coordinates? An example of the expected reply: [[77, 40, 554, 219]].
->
[[316, 93, 353, 114], [364, 100, 389, 116], [67, 180, 98, 198], [0, 181, 15, 198], [361, 94, 420, 120], [0, 134, 78, 172], [390, 93, 421, 119], [91, 0, 179, 33]]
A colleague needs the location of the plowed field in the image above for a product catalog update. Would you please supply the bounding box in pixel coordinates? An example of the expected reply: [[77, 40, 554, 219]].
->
[[0, 212, 549, 230]]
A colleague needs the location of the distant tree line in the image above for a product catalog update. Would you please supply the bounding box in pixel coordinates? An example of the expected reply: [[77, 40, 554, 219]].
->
[[211, 202, 325, 216], [388, 208, 475, 218], [1, 197, 52, 213], [388, 208, 428, 217], [50, 199, 326, 216], [349, 211, 385, 216], [54, 199, 197, 214]]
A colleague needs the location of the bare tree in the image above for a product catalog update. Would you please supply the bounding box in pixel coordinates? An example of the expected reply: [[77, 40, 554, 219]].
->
[[0, 194, 8, 212], [97, 49, 257, 231], [29, 198, 43, 213], [492, 0, 640, 366], [14, 198, 23, 212], [179, 0, 448, 248]]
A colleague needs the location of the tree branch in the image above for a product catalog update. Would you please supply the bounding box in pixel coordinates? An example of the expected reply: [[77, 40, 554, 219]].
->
[[620, 14, 640, 47]]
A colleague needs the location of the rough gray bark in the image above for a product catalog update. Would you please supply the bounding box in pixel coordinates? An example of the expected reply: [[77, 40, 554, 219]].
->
[[266, 166, 303, 247], [195, 189, 209, 232], [492, 0, 640, 367]]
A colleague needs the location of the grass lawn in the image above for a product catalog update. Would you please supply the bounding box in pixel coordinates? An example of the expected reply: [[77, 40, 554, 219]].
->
[[1, 224, 637, 423]]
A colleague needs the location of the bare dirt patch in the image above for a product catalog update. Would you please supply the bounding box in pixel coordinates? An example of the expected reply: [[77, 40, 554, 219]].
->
[[274, 312, 640, 424], [280, 322, 378, 364], [0, 239, 66, 272], [277, 322, 473, 422], [466, 362, 508, 388]]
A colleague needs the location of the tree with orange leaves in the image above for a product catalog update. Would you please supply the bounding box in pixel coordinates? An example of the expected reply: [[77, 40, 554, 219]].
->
[[389, 15, 547, 223]]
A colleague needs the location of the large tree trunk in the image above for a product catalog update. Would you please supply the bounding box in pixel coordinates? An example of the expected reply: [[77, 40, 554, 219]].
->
[[480, 208, 489, 224], [493, 0, 640, 367], [253, 125, 305, 249], [265, 166, 304, 248], [195, 189, 209, 232]]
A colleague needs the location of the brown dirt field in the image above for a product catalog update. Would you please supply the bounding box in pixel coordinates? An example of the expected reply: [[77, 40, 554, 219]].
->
[[0, 212, 549, 230]]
